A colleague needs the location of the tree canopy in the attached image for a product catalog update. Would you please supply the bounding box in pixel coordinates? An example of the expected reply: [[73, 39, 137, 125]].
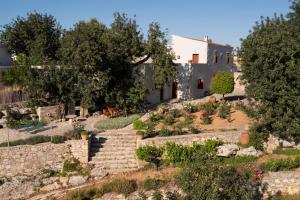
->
[[0, 12, 61, 63], [1, 12, 176, 113], [239, 0, 300, 140], [211, 71, 234, 99]]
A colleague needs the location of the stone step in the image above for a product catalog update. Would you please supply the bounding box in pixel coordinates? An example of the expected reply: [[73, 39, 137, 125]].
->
[[90, 162, 138, 169], [91, 144, 136, 148], [91, 142, 136, 146], [90, 151, 136, 156], [91, 154, 136, 160], [91, 146, 135, 151]]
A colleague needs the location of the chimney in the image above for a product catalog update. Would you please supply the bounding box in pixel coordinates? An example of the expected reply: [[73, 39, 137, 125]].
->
[[204, 35, 209, 42]]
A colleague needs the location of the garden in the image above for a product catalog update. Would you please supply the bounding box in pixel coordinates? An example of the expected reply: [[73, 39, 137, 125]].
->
[[132, 100, 255, 139]]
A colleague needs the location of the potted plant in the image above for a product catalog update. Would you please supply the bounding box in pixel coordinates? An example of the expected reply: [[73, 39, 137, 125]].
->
[[80, 130, 89, 140]]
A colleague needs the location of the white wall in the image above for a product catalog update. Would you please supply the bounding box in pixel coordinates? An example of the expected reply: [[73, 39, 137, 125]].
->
[[171, 35, 208, 64]]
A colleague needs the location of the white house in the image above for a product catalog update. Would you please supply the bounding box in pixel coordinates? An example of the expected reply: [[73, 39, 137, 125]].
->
[[143, 35, 236, 104]]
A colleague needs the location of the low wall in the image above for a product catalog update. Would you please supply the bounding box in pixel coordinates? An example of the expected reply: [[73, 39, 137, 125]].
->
[[0, 143, 71, 177], [138, 131, 240, 147], [0, 139, 90, 177], [262, 171, 300, 196], [66, 140, 90, 163]]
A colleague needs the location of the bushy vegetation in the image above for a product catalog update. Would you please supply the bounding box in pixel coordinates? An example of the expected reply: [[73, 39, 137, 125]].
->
[[95, 114, 140, 130], [176, 163, 261, 200], [239, 0, 300, 140], [63, 158, 81, 173], [222, 156, 258, 166], [136, 140, 224, 166], [260, 157, 300, 172], [183, 103, 198, 113], [66, 178, 137, 199], [143, 177, 166, 191], [273, 148, 300, 155], [133, 120, 147, 130], [0, 135, 66, 147], [218, 102, 231, 119]]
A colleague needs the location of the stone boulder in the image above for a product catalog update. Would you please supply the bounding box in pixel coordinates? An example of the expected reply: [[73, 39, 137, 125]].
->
[[216, 144, 240, 157], [91, 167, 108, 179], [264, 135, 280, 154], [236, 146, 263, 157], [280, 139, 295, 148], [68, 175, 88, 186]]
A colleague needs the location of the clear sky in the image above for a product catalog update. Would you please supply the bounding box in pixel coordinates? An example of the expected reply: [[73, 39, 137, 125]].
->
[[0, 0, 292, 47]]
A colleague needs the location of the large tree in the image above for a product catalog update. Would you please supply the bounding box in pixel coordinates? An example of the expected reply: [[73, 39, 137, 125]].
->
[[239, 0, 300, 140], [0, 12, 61, 62], [59, 13, 175, 112]]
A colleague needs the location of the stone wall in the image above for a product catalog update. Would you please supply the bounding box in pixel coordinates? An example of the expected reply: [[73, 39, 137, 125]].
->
[[66, 140, 90, 163], [0, 143, 71, 177], [262, 171, 300, 196], [138, 131, 240, 147], [0, 139, 90, 177]]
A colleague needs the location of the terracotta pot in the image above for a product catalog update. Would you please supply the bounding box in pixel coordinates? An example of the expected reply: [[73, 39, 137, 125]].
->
[[81, 134, 89, 140], [240, 132, 250, 145]]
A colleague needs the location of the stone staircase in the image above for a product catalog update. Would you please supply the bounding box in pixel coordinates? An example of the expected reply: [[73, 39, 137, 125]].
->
[[89, 130, 139, 174]]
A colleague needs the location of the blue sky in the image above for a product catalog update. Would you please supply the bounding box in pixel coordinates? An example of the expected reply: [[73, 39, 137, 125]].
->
[[0, 0, 291, 47]]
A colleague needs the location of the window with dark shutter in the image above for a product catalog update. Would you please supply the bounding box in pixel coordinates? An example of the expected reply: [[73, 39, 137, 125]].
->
[[197, 79, 204, 89]]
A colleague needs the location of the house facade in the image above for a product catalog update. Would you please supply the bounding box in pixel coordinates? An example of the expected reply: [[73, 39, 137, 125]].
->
[[143, 35, 236, 104]]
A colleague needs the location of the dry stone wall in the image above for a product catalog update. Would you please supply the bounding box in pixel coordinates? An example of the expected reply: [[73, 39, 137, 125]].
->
[[0, 140, 90, 177], [138, 131, 240, 147], [0, 143, 70, 177], [262, 171, 300, 196]]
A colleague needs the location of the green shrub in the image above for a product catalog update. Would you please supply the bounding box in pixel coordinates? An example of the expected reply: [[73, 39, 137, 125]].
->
[[107, 179, 137, 197], [183, 103, 198, 113], [201, 115, 211, 124], [143, 177, 166, 191], [66, 187, 98, 200], [66, 178, 137, 199], [272, 148, 300, 155], [159, 129, 173, 137], [51, 135, 66, 144], [199, 103, 216, 115], [189, 127, 200, 134], [248, 123, 269, 151], [63, 158, 81, 173], [149, 113, 163, 123], [176, 164, 261, 200], [260, 157, 300, 172], [152, 190, 163, 200], [95, 114, 140, 130], [203, 139, 224, 153], [218, 103, 231, 119], [164, 142, 192, 164], [222, 156, 258, 166], [136, 146, 162, 168], [169, 109, 181, 118], [133, 120, 147, 130], [163, 115, 175, 125]]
